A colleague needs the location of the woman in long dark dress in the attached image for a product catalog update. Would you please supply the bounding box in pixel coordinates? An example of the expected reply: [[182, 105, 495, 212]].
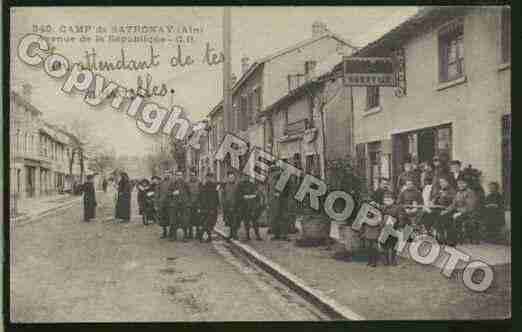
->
[[115, 172, 132, 223], [82, 174, 97, 222]]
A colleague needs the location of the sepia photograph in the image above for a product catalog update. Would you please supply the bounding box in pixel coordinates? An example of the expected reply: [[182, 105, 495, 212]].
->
[[7, 4, 511, 323]]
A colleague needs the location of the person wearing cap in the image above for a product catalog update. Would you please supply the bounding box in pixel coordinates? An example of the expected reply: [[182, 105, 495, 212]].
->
[[221, 171, 241, 240], [442, 175, 480, 246], [199, 172, 219, 242], [157, 171, 173, 238], [237, 173, 263, 241], [168, 170, 191, 241], [430, 154, 451, 198], [186, 171, 201, 240], [81, 174, 97, 222], [380, 191, 407, 266], [449, 160, 464, 187], [396, 161, 420, 195]]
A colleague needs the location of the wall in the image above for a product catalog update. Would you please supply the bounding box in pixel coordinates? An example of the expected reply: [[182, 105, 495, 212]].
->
[[263, 36, 352, 109], [352, 8, 510, 189]]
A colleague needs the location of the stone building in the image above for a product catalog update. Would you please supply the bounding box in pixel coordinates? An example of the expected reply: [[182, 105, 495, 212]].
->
[[10, 85, 83, 202], [349, 7, 510, 208], [207, 22, 357, 181]]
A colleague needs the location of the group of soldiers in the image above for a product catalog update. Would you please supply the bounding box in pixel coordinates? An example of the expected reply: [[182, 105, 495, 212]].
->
[[135, 165, 295, 243]]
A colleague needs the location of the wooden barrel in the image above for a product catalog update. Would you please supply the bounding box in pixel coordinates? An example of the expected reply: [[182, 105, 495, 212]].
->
[[301, 214, 330, 241]]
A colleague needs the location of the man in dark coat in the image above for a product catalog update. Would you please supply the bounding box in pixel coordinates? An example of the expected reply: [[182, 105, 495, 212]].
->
[[268, 166, 291, 241], [199, 172, 219, 242], [237, 174, 263, 241], [221, 171, 241, 240], [449, 160, 464, 187], [82, 174, 97, 222], [115, 172, 132, 222], [186, 171, 201, 240], [168, 171, 191, 241], [442, 176, 480, 246], [157, 171, 173, 238]]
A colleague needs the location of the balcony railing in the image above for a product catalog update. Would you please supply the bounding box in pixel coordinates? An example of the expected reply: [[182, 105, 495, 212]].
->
[[284, 118, 311, 136]]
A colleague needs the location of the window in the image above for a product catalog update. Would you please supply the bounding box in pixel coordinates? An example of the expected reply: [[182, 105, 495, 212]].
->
[[366, 86, 380, 110], [501, 7, 511, 64], [305, 61, 317, 75], [439, 20, 464, 82]]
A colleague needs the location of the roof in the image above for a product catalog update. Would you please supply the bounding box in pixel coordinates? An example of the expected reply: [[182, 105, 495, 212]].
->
[[328, 6, 468, 75], [43, 122, 82, 147], [351, 6, 467, 57], [207, 32, 357, 119]]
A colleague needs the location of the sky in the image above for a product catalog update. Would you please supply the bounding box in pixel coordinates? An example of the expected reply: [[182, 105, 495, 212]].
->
[[10, 6, 418, 157]]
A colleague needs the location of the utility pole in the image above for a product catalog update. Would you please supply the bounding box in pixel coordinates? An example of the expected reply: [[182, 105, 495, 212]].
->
[[222, 6, 232, 133]]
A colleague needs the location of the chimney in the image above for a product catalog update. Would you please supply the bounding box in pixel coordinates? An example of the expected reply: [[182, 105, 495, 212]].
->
[[22, 83, 32, 102], [241, 57, 250, 75], [312, 21, 328, 38], [231, 73, 237, 87]]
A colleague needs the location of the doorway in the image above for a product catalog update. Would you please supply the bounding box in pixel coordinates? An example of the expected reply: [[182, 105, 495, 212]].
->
[[417, 129, 436, 163]]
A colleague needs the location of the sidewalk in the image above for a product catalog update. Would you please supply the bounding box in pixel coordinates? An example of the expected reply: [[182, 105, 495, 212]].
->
[[215, 217, 511, 320], [12, 193, 82, 223]]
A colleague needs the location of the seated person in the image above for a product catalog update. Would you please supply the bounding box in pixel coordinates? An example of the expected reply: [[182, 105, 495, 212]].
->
[[421, 177, 456, 242], [442, 176, 481, 246], [483, 181, 505, 242]]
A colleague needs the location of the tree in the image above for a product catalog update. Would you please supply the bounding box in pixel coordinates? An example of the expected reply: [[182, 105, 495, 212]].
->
[[87, 147, 117, 177]]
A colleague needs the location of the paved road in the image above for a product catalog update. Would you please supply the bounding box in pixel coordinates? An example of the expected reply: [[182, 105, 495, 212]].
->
[[10, 190, 325, 322]]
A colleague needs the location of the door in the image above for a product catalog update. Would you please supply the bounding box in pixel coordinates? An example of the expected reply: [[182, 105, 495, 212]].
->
[[392, 134, 409, 190], [418, 129, 436, 163]]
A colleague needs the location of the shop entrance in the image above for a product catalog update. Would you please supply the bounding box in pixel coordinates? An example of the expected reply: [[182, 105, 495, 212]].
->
[[392, 124, 452, 188], [417, 129, 436, 163]]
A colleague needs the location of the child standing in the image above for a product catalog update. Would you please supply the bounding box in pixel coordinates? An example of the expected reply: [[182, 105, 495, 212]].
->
[[380, 191, 407, 266], [361, 203, 384, 267]]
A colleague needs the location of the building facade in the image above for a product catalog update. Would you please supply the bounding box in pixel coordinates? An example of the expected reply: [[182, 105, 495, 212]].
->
[[10, 85, 83, 202], [350, 7, 510, 208], [207, 22, 357, 181]]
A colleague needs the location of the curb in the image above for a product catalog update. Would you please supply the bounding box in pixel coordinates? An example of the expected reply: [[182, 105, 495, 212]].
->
[[213, 227, 365, 321], [13, 197, 82, 224]]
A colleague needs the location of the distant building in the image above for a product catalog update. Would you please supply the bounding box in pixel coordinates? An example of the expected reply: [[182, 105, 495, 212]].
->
[[10, 85, 83, 201]]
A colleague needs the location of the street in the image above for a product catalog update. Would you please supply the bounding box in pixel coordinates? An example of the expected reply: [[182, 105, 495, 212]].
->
[[10, 190, 325, 322]]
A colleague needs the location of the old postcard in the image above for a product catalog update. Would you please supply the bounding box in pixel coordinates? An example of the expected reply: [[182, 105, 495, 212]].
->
[[8, 5, 511, 322]]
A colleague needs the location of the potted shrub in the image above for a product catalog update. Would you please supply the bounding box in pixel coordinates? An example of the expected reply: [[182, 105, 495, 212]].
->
[[324, 156, 369, 259]]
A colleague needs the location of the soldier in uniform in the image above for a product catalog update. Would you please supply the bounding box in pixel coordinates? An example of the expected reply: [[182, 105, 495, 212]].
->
[[157, 171, 173, 239], [186, 171, 201, 240], [268, 165, 291, 241], [168, 170, 191, 241], [442, 175, 480, 246], [199, 172, 219, 242], [237, 174, 263, 241], [221, 171, 240, 240]]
